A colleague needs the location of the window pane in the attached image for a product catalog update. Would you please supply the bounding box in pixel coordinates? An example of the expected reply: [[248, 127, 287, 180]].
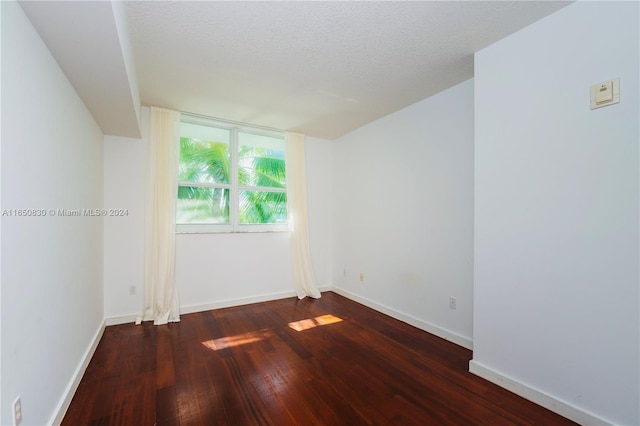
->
[[238, 132, 286, 188], [239, 190, 287, 224], [177, 186, 229, 224], [179, 122, 230, 184]]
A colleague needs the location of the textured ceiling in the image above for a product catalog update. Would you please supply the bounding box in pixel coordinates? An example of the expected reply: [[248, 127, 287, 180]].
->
[[21, 1, 572, 140], [126, 1, 571, 139]]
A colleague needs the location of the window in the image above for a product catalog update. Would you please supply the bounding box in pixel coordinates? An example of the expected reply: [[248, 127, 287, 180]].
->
[[176, 116, 287, 233]]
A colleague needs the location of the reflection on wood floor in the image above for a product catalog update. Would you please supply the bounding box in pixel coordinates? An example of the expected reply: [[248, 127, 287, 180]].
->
[[63, 291, 577, 425]]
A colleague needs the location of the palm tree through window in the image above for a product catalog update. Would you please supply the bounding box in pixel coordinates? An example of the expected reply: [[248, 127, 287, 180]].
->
[[177, 118, 287, 232]]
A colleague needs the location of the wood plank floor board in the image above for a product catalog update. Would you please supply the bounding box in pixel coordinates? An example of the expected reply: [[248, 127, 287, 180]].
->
[[63, 292, 577, 425]]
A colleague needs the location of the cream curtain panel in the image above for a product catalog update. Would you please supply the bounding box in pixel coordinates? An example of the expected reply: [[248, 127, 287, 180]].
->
[[285, 132, 321, 299], [138, 107, 181, 325]]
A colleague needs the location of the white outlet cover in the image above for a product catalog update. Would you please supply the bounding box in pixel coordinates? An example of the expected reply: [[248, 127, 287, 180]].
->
[[449, 297, 457, 310]]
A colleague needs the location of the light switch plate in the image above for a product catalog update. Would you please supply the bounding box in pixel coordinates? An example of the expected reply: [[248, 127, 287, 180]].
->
[[591, 78, 620, 109]]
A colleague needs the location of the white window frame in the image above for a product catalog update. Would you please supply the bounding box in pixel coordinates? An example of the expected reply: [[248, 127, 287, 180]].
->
[[176, 115, 288, 234]]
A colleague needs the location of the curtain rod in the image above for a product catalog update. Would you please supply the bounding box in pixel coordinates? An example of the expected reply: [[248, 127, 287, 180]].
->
[[179, 110, 287, 134]]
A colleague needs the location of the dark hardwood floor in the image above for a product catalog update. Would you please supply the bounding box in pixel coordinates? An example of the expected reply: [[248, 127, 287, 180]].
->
[[63, 292, 576, 425]]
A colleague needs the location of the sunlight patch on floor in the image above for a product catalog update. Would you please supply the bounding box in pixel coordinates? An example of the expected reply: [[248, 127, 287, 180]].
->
[[288, 314, 343, 331], [202, 329, 273, 351]]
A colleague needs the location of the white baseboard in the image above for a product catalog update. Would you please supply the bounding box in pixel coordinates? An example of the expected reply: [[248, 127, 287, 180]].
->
[[105, 314, 138, 326], [49, 320, 105, 426], [180, 285, 333, 315], [180, 290, 298, 314], [331, 286, 473, 350], [469, 360, 612, 426], [105, 285, 335, 325]]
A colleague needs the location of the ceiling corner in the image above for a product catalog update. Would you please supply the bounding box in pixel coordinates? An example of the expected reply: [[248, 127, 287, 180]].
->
[[20, 0, 141, 138]]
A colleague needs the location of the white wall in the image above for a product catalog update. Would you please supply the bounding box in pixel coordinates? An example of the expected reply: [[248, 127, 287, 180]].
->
[[332, 79, 475, 347], [103, 109, 148, 320], [104, 107, 334, 320], [305, 136, 334, 289], [472, 2, 639, 424], [0, 3, 4, 422], [1, 2, 105, 425]]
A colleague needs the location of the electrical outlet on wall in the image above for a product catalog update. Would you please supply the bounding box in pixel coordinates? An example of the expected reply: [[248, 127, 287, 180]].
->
[[129, 286, 136, 295], [449, 297, 457, 310]]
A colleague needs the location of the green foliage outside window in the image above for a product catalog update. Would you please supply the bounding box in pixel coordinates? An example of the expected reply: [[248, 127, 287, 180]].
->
[[177, 129, 287, 227]]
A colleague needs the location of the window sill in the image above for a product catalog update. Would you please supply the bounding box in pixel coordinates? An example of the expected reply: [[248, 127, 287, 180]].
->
[[175, 224, 289, 234]]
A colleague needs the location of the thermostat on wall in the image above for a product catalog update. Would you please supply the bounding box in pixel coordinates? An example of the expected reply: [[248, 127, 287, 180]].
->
[[590, 78, 620, 109]]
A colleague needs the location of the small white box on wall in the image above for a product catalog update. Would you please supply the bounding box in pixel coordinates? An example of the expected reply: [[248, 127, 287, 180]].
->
[[590, 78, 620, 109]]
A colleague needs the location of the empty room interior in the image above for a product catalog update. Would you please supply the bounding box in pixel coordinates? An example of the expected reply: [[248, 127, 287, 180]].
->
[[1, 0, 639, 425]]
